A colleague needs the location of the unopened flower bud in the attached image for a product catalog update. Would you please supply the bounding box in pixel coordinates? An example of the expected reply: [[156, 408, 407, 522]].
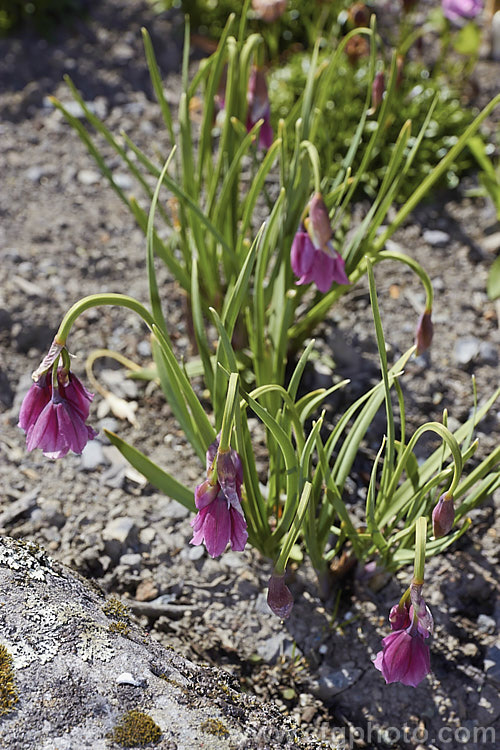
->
[[267, 572, 293, 619], [348, 2, 371, 27], [432, 493, 455, 538], [308, 193, 333, 249], [371, 71, 385, 111], [415, 309, 433, 355]]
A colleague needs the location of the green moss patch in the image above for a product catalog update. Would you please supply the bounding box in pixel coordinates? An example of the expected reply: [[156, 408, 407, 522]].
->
[[110, 710, 162, 747], [0, 644, 19, 716]]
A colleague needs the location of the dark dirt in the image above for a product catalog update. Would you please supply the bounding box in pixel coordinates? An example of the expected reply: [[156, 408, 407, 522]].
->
[[0, 1, 499, 749]]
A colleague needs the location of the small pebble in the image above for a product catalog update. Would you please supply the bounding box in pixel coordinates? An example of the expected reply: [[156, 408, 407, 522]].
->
[[423, 229, 450, 246], [77, 169, 101, 186]]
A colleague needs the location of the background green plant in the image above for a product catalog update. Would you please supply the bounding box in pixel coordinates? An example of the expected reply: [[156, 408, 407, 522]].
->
[[270, 54, 477, 202], [152, 0, 344, 53], [0, 0, 87, 35]]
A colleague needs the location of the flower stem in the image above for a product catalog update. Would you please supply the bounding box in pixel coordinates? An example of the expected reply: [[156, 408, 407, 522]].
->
[[55, 294, 155, 345], [376, 250, 434, 310], [413, 516, 427, 585], [219, 372, 239, 452]]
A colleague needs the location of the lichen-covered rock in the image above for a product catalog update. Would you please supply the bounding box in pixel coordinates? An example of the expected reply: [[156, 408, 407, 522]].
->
[[0, 537, 324, 749]]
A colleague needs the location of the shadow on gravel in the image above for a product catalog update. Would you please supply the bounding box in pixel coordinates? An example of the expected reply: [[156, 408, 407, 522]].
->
[[0, 0, 184, 121]]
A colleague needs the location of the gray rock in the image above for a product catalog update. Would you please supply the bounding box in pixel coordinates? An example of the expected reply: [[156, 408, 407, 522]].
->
[[77, 169, 101, 186], [479, 341, 498, 365], [163, 500, 190, 521], [255, 634, 300, 663], [477, 614, 496, 634], [25, 167, 45, 183], [137, 339, 152, 357], [115, 671, 145, 687], [313, 664, 363, 700], [102, 517, 138, 561], [0, 536, 320, 749], [80, 441, 107, 471], [113, 172, 134, 190], [187, 545, 205, 561], [454, 336, 480, 366], [484, 644, 500, 687], [0, 489, 39, 528], [423, 229, 450, 247], [119, 553, 142, 569]]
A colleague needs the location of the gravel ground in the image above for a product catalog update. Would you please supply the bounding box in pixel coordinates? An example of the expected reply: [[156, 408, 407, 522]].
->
[[1, 2, 499, 748]]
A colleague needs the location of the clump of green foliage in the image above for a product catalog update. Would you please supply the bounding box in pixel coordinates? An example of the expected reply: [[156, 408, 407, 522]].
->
[[200, 718, 229, 737], [0, 644, 18, 716], [0, 0, 87, 36], [270, 54, 477, 202], [110, 710, 162, 747]]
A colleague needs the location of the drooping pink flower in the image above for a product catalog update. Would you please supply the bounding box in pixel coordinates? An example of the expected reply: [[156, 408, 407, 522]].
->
[[373, 626, 431, 687], [190, 438, 248, 558], [19, 368, 97, 459], [291, 193, 350, 292], [267, 572, 294, 619], [442, 0, 482, 23], [374, 587, 433, 687], [432, 493, 455, 538], [18, 374, 51, 437], [415, 309, 433, 355], [247, 68, 273, 149]]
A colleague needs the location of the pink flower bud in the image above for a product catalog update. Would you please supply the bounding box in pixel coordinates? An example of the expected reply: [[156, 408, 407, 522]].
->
[[308, 193, 333, 249], [267, 572, 293, 619], [432, 493, 455, 538], [415, 310, 433, 355], [247, 68, 273, 149], [371, 71, 385, 111]]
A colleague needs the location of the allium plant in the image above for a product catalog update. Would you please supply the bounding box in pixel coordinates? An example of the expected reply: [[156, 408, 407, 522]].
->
[[49, 14, 500, 371], [19, 8, 500, 689]]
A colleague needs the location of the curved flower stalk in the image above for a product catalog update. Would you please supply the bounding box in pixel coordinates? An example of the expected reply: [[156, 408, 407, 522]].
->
[[291, 193, 350, 292]]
